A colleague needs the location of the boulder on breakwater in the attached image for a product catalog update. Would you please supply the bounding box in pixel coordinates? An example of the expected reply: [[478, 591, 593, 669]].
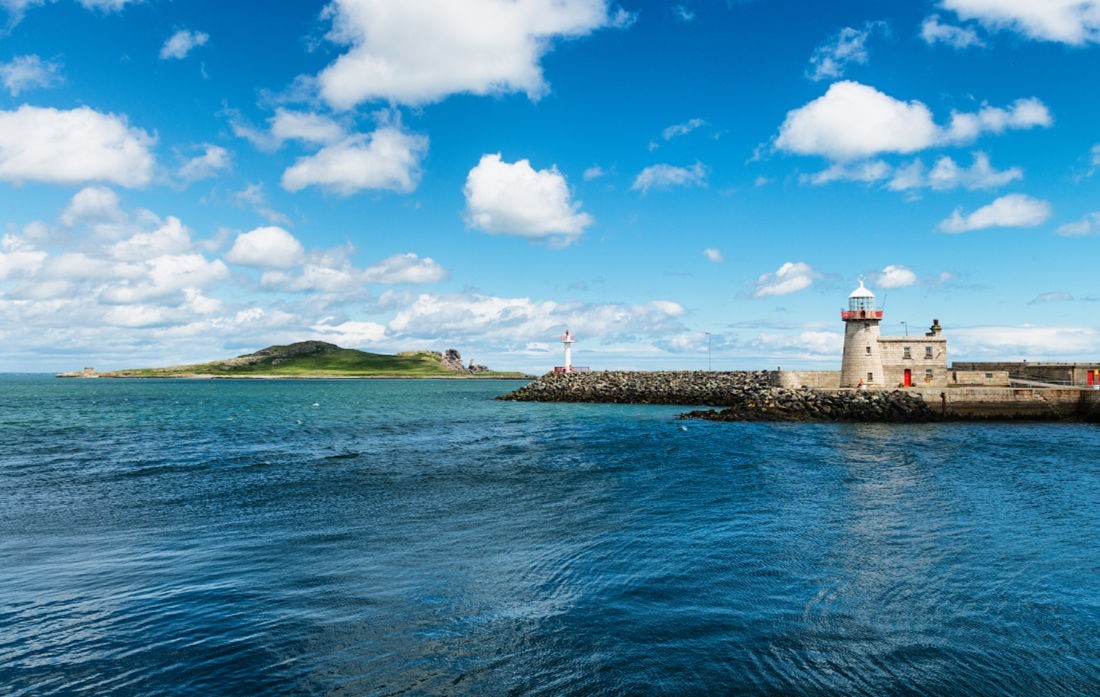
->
[[496, 370, 777, 406]]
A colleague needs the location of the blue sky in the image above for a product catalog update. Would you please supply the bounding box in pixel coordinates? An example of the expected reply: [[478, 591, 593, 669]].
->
[[1, 0, 1099, 372]]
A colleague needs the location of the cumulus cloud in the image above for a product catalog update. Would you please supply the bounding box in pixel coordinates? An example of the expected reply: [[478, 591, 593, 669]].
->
[[775, 81, 1050, 161], [885, 152, 1022, 192], [235, 183, 292, 227], [281, 125, 428, 195], [159, 29, 209, 60], [0, 106, 155, 187], [632, 162, 708, 193], [806, 21, 885, 82], [225, 227, 305, 269], [177, 144, 231, 183], [1057, 212, 1100, 236], [362, 253, 448, 284], [876, 264, 918, 288], [0, 55, 62, 95], [753, 261, 819, 298], [921, 14, 985, 48], [703, 248, 724, 263], [60, 186, 126, 228], [938, 193, 1052, 233], [463, 153, 593, 246], [109, 216, 192, 261], [316, 0, 620, 109], [940, 0, 1100, 45], [270, 109, 345, 145]]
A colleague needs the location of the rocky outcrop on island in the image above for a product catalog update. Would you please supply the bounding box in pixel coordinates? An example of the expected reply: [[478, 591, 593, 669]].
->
[[496, 370, 777, 405], [430, 349, 490, 374], [682, 387, 940, 422]]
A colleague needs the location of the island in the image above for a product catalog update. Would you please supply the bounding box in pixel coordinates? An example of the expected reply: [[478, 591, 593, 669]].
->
[[57, 341, 527, 379]]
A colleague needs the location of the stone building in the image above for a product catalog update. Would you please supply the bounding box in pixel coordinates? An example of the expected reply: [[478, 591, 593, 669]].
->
[[839, 280, 948, 388]]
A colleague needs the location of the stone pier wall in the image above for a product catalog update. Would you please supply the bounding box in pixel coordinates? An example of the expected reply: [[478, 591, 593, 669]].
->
[[499, 370, 1100, 422]]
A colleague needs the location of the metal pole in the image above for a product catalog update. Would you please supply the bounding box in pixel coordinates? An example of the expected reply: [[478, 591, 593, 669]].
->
[[901, 321, 908, 337]]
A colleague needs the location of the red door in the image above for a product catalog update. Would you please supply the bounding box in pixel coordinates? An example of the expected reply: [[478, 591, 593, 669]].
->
[[1089, 370, 1096, 386], [904, 369, 912, 387]]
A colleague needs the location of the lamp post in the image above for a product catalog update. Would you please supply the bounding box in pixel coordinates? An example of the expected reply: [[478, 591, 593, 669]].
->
[[705, 332, 711, 371], [900, 321, 908, 337]]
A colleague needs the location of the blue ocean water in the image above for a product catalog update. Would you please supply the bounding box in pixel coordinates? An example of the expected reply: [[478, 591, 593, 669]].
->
[[1, 376, 1097, 696]]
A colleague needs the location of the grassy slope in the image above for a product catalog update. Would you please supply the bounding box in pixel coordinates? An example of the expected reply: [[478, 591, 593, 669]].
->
[[105, 346, 524, 378]]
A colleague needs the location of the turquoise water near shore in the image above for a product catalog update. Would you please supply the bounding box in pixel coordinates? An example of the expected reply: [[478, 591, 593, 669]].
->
[[2, 375, 1098, 695]]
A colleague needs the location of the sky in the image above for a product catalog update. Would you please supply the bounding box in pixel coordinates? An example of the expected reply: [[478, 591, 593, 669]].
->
[[1, 0, 1099, 372]]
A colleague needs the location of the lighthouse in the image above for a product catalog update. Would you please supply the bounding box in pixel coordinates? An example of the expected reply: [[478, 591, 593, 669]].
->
[[840, 278, 885, 388], [561, 329, 575, 372]]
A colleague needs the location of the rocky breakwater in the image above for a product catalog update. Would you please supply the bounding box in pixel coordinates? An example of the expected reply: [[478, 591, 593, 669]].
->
[[497, 370, 777, 406], [683, 387, 940, 423]]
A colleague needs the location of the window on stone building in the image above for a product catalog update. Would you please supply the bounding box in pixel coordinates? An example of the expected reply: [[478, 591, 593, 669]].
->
[[925, 346, 933, 359], [925, 369, 933, 381], [867, 372, 874, 382], [903, 346, 911, 359], [866, 346, 871, 355]]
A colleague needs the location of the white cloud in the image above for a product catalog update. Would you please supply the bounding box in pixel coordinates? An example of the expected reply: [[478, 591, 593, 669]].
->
[[662, 118, 706, 140], [877, 264, 918, 288], [805, 159, 891, 186], [386, 292, 687, 343], [225, 226, 305, 269], [941, 0, 1100, 45], [235, 183, 292, 226], [703, 248, 724, 263], [178, 144, 231, 183], [0, 234, 47, 280], [109, 216, 192, 261], [632, 162, 708, 193], [79, 0, 142, 12], [0, 55, 62, 95], [270, 109, 345, 145], [885, 152, 1022, 192], [673, 5, 694, 22], [0, 106, 155, 187], [806, 22, 884, 82], [582, 165, 607, 181], [938, 193, 1052, 232], [463, 153, 593, 246], [753, 261, 819, 298], [1029, 292, 1074, 304], [752, 330, 844, 358], [60, 186, 126, 228], [363, 253, 448, 284], [942, 98, 1051, 143], [951, 325, 1100, 359], [316, 0, 619, 109], [159, 29, 209, 60], [1057, 212, 1100, 236], [921, 14, 985, 48], [281, 125, 428, 195], [775, 81, 1050, 161]]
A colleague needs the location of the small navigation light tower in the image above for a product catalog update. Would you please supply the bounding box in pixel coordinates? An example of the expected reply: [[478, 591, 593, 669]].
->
[[561, 329, 575, 372], [840, 277, 885, 388]]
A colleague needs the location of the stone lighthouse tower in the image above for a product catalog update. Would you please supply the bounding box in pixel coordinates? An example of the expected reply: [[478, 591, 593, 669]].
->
[[840, 279, 884, 388]]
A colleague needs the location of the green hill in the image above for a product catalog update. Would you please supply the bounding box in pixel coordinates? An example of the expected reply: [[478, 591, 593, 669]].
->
[[98, 341, 525, 379]]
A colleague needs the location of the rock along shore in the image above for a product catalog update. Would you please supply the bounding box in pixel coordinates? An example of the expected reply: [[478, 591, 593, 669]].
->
[[497, 370, 938, 422]]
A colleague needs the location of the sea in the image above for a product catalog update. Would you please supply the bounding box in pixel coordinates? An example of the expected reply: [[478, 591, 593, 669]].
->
[[1, 375, 1097, 696]]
